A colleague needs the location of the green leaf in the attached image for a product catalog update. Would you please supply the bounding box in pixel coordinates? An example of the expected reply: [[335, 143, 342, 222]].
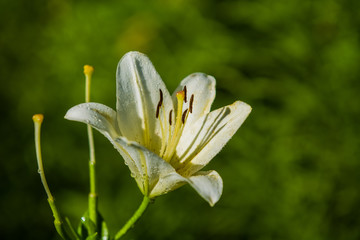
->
[[77, 211, 111, 240], [86, 233, 98, 240], [78, 211, 96, 239], [64, 217, 81, 240], [99, 214, 110, 240]]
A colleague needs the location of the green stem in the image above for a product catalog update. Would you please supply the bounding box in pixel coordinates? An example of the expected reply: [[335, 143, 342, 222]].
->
[[85, 67, 98, 227], [34, 116, 53, 201], [114, 196, 151, 239], [49, 198, 79, 240], [88, 124, 97, 227], [48, 198, 66, 239], [33, 115, 78, 240]]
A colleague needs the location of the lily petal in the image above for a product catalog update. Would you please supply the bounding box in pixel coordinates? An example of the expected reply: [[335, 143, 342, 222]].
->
[[65, 103, 143, 185], [114, 137, 187, 197], [187, 170, 223, 206], [172, 73, 216, 126], [64, 103, 119, 138], [113, 137, 222, 206], [116, 52, 174, 154], [174, 101, 252, 176]]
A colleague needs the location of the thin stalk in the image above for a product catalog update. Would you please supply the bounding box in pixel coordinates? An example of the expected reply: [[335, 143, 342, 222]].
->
[[33, 114, 79, 240], [88, 123, 97, 227], [114, 196, 151, 239], [84, 65, 98, 227], [33, 114, 54, 202]]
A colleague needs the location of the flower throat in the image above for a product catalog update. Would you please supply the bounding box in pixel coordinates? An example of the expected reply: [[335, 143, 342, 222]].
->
[[155, 86, 194, 162]]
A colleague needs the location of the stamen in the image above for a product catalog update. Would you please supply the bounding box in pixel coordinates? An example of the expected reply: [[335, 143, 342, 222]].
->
[[156, 103, 161, 118], [183, 86, 187, 103], [159, 104, 168, 158], [162, 108, 173, 158], [159, 89, 163, 104], [156, 89, 163, 118], [189, 94, 194, 113], [182, 109, 188, 124], [169, 110, 173, 125]]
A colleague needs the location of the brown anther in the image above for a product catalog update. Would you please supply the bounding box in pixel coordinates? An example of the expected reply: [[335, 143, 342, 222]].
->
[[182, 109, 188, 124], [183, 86, 187, 103], [159, 89, 163, 105], [189, 94, 194, 113], [169, 110, 173, 125], [156, 103, 161, 118], [156, 89, 163, 118]]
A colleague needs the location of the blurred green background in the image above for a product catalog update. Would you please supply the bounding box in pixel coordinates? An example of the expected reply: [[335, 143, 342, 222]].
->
[[1, 0, 360, 239]]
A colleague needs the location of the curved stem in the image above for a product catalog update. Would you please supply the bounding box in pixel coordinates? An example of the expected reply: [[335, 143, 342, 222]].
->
[[115, 196, 151, 239], [33, 114, 79, 240], [34, 115, 54, 201]]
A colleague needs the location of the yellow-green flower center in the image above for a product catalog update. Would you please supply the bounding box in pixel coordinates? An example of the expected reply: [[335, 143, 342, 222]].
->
[[155, 86, 194, 162]]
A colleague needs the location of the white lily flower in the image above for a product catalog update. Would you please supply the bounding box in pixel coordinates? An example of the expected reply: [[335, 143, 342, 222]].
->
[[65, 51, 251, 206]]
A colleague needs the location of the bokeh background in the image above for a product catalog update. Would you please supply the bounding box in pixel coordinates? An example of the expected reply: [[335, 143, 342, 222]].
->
[[1, 0, 359, 239]]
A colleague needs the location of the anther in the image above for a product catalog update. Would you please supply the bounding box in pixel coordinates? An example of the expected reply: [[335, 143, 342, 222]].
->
[[183, 86, 187, 103], [159, 89, 163, 105], [169, 110, 173, 125], [182, 109, 188, 124], [189, 94, 194, 113], [156, 103, 161, 118], [156, 89, 163, 118]]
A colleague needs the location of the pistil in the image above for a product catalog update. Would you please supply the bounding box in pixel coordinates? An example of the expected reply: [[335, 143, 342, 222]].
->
[[163, 90, 186, 161]]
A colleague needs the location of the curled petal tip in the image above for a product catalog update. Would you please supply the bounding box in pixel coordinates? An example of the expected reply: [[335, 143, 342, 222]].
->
[[32, 114, 44, 123]]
